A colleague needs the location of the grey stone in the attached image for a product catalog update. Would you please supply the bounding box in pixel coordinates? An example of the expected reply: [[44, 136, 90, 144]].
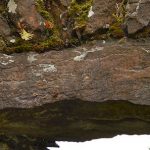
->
[[128, 0, 139, 3], [125, 0, 150, 34], [0, 15, 11, 37]]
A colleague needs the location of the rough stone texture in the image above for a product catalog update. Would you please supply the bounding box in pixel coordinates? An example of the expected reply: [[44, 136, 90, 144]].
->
[[125, 0, 150, 34], [85, 0, 120, 35], [0, 41, 150, 149], [0, 0, 150, 148], [1, 42, 150, 109], [15, 0, 45, 31], [0, 15, 11, 40]]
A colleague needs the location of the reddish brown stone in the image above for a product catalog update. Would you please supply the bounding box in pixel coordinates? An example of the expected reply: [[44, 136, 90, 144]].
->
[[0, 41, 150, 109]]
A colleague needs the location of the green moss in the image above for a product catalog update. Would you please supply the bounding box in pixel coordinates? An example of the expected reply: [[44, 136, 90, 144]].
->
[[108, 0, 127, 38], [40, 35, 63, 50], [35, 0, 62, 50], [69, 37, 81, 45], [5, 37, 63, 53], [4, 37, 36, 53], [108, 22, 124, 38], [0, 6, 5, 14], [35, 0, 53, 21], [0, 143, 10, 150], [68, 0, 93, 29], [0, 2, 6, 14]]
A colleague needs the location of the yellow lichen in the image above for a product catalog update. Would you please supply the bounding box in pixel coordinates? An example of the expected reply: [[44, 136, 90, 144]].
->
[[20, 29, 34, 41]]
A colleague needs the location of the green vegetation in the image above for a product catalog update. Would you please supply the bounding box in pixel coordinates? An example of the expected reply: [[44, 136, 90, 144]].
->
[[1, 0, 94, 53], [0, 5, 5, 14], [68, 0, 93, 29], [35, 0, 53, 21], [4, 0, 63, 53], [108, 0, 127, 38], [109, 22, 125, 38]]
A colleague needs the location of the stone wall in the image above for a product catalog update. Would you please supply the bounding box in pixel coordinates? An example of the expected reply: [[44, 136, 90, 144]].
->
[[0, 0, 149, 52]]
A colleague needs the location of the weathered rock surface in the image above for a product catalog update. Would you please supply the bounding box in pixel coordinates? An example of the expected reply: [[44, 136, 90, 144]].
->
[[0, 15, 11, 37], [0, 41, 150, 149], [85, 0, 120, 35], [13, 0, 45, 30], [0, 0, 150, 149], [125, 0, 150, 34], [1, 41, 150, 108]]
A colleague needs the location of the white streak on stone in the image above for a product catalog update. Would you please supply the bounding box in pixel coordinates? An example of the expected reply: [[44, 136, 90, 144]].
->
[[1, 60, 14, 65], [74, 47, 104, 61], [142, 48, 150, 53], [0, 54, 14, 65], [74, 52, 88, 61], [88, 6, 94, 18], [60, 14, 62, 19], [8, 59, 14, 63], [27, 53, 38, 63], [7, 0, 17, 14], [103, 40, 106, 44], [104, 24, 110, 29], [1, 62, 9, 65], [10, 39, 16, 43], [3, 54, 13, 59]]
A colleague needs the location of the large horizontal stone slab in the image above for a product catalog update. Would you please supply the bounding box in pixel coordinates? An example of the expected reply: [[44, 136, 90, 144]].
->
[[1, 41, 150, 109]]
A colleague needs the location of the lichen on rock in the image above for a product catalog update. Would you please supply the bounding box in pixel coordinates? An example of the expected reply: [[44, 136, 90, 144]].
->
[[7, 0, 17, 14]]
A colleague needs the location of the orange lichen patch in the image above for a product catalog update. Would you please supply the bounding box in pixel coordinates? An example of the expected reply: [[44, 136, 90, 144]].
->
[[44, 20, 54, 29]]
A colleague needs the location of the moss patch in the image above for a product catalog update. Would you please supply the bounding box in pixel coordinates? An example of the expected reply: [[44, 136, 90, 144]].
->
[[0, 5, 5, 14], [68, 0, 93, 29], [107, 0, 127, 38], [108, 22, 125, 38], [35, 0, 53, 21], [0, 143, 10, 150]]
